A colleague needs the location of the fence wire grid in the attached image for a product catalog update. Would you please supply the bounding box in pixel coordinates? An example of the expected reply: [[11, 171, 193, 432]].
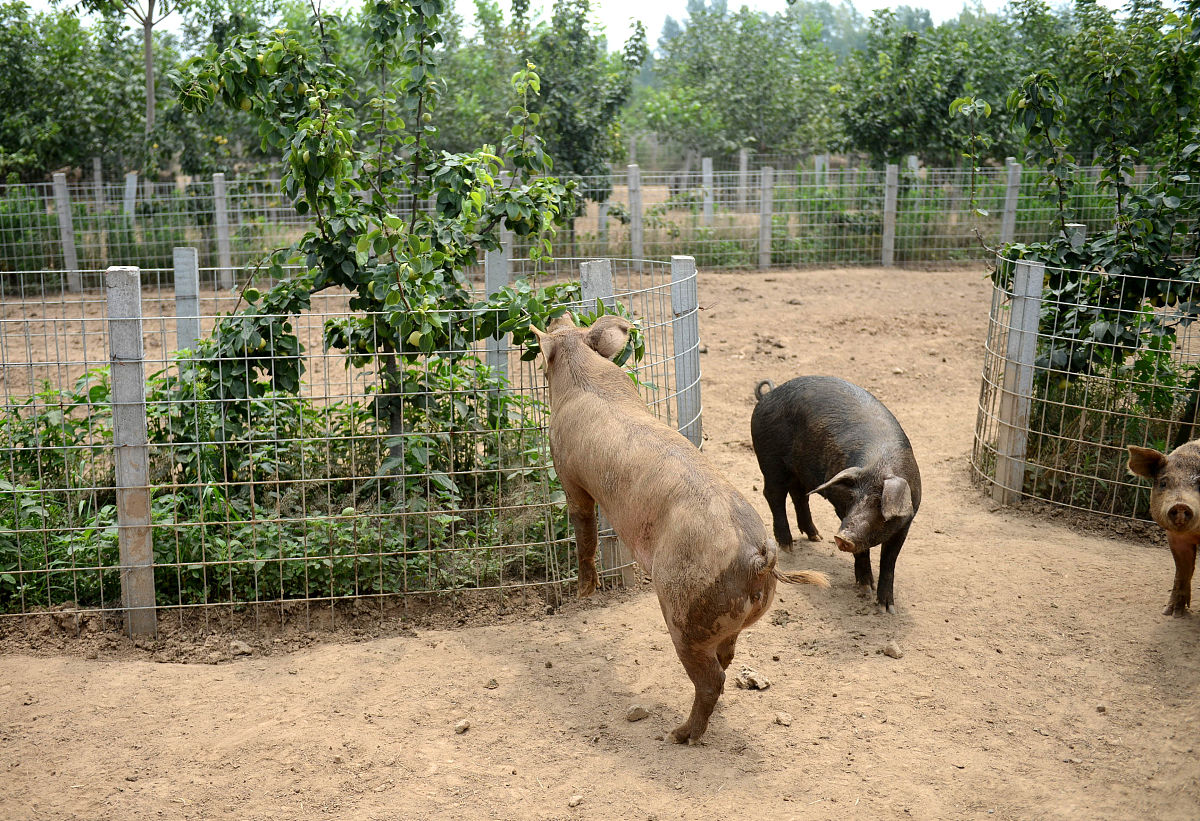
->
[[0, 257, 697, 629], [974, 254, 1200, 520], [1, 163, 1152, 291]]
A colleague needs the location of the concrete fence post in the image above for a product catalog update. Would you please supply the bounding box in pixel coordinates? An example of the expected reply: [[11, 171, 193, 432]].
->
[[597, 198, 608, 250], [52, 173, 81, 292], [173, 247, 201, 352], [671, 255, 702, 450], [627, 164, 643, 272], [1000, 159, 1021, 246], [737, 147, 750, 212], [816, 153, 829, 187], [906, 154, 919, 175], [579, 258, 635, 587], [758, 166, 774, 271], [702, 156, 714, 226], [992, 260, 1045, 505], [123, 172, 138, 217], [882, 163, 899, 267], [92, 158, 105, 209], [212, 172, 235, 289], [105, 266, 157, 638], [484, 230, 511, 382]]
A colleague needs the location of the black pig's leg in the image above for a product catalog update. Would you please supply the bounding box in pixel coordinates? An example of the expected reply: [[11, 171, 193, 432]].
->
[[877, 525, 910, 615], [763, 481, 794, 549], [854, 550, 875, 591], [790, 481, 822, 542]]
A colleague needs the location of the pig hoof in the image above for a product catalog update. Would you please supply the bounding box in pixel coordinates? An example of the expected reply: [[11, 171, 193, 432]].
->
[[1163, 600, 1190, 617], [669, 726, 692, 745], [883, 603, 897, 615], [806, 533, 822, 543]]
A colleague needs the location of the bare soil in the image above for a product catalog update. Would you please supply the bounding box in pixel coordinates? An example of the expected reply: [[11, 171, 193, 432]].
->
[[2, 266, 1198, 821]]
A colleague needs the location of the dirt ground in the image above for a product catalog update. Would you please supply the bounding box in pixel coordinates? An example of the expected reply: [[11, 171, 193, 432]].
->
[[3, 266, 1199, 821]]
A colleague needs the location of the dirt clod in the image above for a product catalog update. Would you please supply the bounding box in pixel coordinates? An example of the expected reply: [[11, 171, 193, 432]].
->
[[734, 668, 771, 690], [626, 705, 650, 722]]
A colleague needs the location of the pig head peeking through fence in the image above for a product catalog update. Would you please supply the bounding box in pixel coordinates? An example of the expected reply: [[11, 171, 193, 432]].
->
[[530, 312, 829, 745]]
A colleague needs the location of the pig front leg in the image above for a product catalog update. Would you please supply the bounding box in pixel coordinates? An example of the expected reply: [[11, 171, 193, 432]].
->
[[853, 550, 874, 592], [1163, 534, 1197, 617], [565, 486, 601, 598], [876, 525, 909, 615]]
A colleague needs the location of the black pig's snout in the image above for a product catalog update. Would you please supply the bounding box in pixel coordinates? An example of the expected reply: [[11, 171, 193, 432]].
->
[[1168, 503, 1195, 528]]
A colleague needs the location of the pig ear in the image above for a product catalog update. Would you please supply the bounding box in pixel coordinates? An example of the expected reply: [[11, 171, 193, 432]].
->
[[547, 311, 577, 332], [584, 315, 632, 360], [528, 324, 546, 340], [881, 476, 914, 521], [1127, 445, 1168, 478], [809, 467, 864, 497]]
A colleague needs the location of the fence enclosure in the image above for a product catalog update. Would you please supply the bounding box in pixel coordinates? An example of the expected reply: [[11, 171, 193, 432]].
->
[[0, 253, 702, 635], [973, 253, 1200, 519]]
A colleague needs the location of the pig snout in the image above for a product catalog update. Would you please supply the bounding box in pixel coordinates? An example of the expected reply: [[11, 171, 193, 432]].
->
[[1168, 503, 1195, 529], [834, 533, 867, 554]]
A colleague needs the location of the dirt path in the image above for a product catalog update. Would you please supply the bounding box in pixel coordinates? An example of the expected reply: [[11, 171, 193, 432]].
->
[[2, 267, 1198, 820]]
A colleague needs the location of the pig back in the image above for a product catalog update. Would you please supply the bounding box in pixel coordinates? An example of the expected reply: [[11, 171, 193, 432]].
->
[[753, 376, 920, 492], [551, 391, 772, 572]]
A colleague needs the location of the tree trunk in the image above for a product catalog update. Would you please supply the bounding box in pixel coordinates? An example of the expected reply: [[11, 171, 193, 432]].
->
[[143, 1, 155, 136]]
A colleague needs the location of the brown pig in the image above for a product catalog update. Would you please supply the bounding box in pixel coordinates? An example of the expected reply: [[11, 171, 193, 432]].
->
[[530, 312, 829, 744], [1128, 441, 1200, 616]]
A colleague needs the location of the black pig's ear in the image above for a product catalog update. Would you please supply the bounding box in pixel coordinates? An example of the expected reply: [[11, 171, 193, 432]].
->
[[809, 466, 864, 497], [882, 476, 914, 520], [584, 315, 632, 360], [1127, 445, 1167, 478]]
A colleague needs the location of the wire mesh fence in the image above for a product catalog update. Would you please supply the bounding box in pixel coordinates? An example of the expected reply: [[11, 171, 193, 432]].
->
[[2, 163, 1141, 295], [973, 254, 1200, 520], [0, 255, 699, 632]]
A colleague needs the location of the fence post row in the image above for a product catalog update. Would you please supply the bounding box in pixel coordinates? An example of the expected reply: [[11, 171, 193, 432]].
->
[[671, 255, 703, 450], [105, 266, 157, 638], [1000, 159, 1022, 246], [702, 156, 714, 226], [484, 231, 511, 383], [173, 247, 201, 353], [992, 260, 1045, 505], [52, 173, 81, 292], [212, 172, 235, 290], [579, 258, 636, 588], [882, 163, 899, 267], [758, 166, 774, 271], [627, 164, 643, 273]]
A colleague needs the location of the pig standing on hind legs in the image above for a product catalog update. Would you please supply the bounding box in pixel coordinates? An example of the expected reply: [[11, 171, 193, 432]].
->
[[1127, 441, 1200, 616], [751, 376, 921, 614], [530, 313, 829, 745]]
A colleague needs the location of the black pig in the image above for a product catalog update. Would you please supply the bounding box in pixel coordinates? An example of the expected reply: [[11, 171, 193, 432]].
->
[[751, 376, 921, 613]]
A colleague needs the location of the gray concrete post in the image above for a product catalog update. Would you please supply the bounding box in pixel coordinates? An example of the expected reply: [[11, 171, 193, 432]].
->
[[597, 199, 608, 250], [173, 247, 201, 352], [671, 255, 702, 449], [52, 173, 81, 292], [816, 153, 829, 187], [702, 156, 714, 226], [1000, 159, 1022, 246], [92, 157, 105, 209], [580, 258, 615, 313], [484, 230, 511, 381], [212, 173, 235, 289], [627, 165, 643, 272], [992, 261, 1045, 505], [105, 266, 157, 637], [737, 147, 750, 212], [882, 164, 899, 267], [123, 172, 138, 217], [758, 166, 774, 271]]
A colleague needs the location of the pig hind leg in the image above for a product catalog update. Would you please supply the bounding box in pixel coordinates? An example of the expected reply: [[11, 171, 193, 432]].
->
[[789, 480, 822, 542], [669, 640, 726, 745], [763, 480, 795, 549], [715, 634, 738, 670]]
